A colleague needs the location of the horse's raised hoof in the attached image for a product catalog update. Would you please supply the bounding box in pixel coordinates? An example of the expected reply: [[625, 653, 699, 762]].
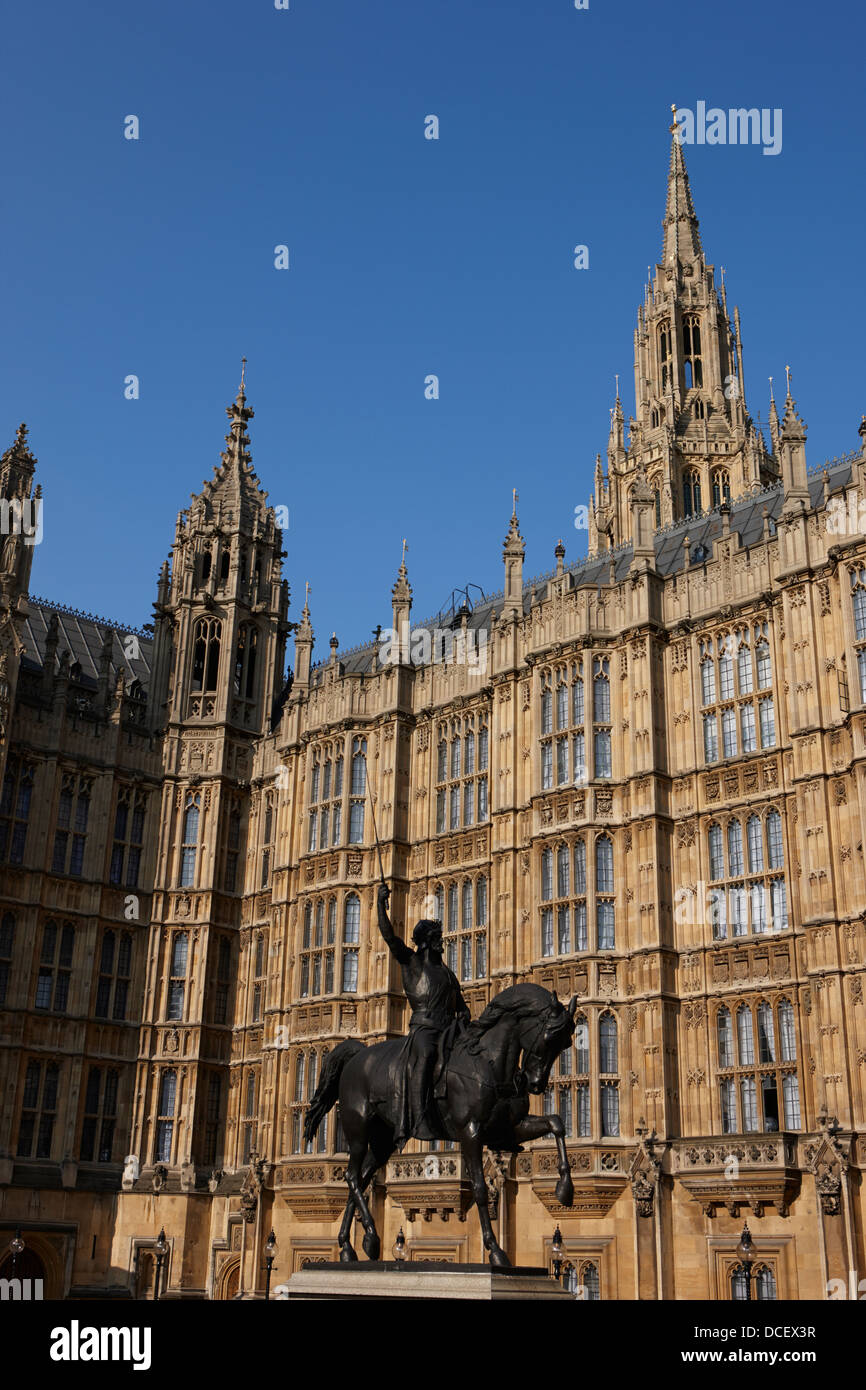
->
[[362, 1231, 381, 1261], [339, 1244, 358, 1263], [488, 1246, 511, 1269], [555, 1174, 574, 1208]]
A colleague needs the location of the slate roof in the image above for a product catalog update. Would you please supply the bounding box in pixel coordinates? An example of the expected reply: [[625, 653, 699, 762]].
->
[[314, 455, 856, 681], [20, 597, 154, 692]]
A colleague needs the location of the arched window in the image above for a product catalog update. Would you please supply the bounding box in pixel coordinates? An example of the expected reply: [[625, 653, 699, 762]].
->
[[191, 618, 222, 694], [541, 848, 553, 900], [574, 840, 586, 894], [219, 547, 230, 583], [599, 1014, 617, 1073], [580, 1262, 601, 1301], [596, 836, 613, 892], [727, 821, 743, 875], [755, 1265, 777, 1301], [693, 397, 705, 418], [476, 877, 487, 925], [156, 1070, 176, 1162], [717, 1007, 734, 1067], [575, 1017, 589, 1073], [778, 1000, 796, 1061], [233, 624, 258, 701], [348, 738, 366, 843], [462, 880, 472, 932], [747, 816, 764, 872], [757, 1001, 776, 1063], [711, 469, 731, 507], [766, 810, 783, 869], [708, 824, 724, 880], [683, 469, 702, 518], [201, 548, 212, 582], [557, 845, 570, 897], [658, 322, 671, 391], [167, 932, 188, 1021], [737, 1005, 755, 1065], [683, 314, 702, 387], [180, 795, 200, 887]]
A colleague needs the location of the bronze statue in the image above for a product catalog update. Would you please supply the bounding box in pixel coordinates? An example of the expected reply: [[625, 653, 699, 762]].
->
[[375, 884, 470, 1145], [305, 886, 576, 1266]]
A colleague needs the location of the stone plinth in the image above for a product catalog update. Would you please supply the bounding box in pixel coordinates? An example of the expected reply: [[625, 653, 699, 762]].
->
[[285, 1261, 571, 1300]]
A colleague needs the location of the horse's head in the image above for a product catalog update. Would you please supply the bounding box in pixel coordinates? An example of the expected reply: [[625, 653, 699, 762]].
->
[[522, 993, 577, 1094]]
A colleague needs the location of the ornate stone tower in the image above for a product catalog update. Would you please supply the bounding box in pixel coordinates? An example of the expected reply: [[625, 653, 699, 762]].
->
[[129, 371, 290, 1185], [0, 424, 40, 781], [589, 115, 779, 550]]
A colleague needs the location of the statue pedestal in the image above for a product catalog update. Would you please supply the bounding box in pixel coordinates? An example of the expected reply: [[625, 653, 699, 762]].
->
[[284, 1261, 572, 1301]]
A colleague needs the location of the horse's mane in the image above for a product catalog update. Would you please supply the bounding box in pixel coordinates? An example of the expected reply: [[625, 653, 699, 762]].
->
[[469, 983, 560, 1038]]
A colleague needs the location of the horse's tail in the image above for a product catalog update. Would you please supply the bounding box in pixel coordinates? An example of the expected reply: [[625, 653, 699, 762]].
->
[[304, 1038, 366, 1143]]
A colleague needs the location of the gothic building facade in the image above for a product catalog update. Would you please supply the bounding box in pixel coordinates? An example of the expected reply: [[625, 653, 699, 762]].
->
[[1, 129, 865, 1300]]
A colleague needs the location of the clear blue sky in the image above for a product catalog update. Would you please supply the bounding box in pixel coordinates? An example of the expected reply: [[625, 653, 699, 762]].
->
[[3, 0, 864, 659]]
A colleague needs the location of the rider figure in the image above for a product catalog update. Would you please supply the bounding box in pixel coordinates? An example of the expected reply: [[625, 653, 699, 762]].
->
[[377, 883, 470, 1146]]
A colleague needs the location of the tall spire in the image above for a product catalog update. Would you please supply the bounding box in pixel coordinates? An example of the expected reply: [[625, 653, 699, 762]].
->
[[663, 106, 702, 267], [221, 360, 255, 474]]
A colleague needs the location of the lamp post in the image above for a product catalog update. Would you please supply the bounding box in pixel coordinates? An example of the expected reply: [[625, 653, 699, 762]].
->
[[393, 1227, 407, 1265], [9, 1228, 24, 1280], [264, 1230, 277, 1301], [551, 1225, 563, 1283], [153, 1228, 168, 1302], [735, 1222, 755, 1302]]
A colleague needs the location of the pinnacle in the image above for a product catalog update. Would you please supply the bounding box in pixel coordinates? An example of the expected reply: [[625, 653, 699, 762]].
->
[[662, 128, 702, 266]]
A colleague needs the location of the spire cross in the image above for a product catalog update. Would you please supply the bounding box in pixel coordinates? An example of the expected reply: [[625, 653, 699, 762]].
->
[[785, 364, 792, 394], [615, 373, 619, 399], [304, 580, 311, 607], [240, 356, 246, 390], [401, 537, 408, 568], [512, 488, 518, 517]]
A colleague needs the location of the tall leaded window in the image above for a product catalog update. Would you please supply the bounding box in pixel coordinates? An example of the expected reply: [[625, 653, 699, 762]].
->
[[705, 810, 787, 940], [700, 624, 775, 764], [436, 713, 489, 832], [309, 742, 344, 851], [110, 788, 146, 887], [539, 835, 612, 957], [290, 1048, 329, 1154], [251, 931, 267, 1023], [94, 929, 132, 1021], [299, 898, 336, 998], [260, 794, 274, 889], [715, 997, 800, 1133], [683, 469, 702, 518], [682, 314, 703, 389], [592, 659, 612, 779], [214, 936, 232, 1024], [233, 623, 258, 701], [658, 321, 671, 391], [341, 893, 360, 991], [204, 1072, 222, 1167], [550, 1008, 620, 1140], [52, 773, 91, 876], [166, 932, 188, 1020], [441, 875, 488, 981], [79, 1067, 118, 1163], [711, 469, 731, 508], [348, 738, 366, 843], [17, 1059, 60, 1158], [191, 617, 221, 693], [0, 757, 34, 865], [155, 1069, 177, 1162], [35, 920, 74, 1012], [180, 793, 200, 887], [540, 663, 590, 790]]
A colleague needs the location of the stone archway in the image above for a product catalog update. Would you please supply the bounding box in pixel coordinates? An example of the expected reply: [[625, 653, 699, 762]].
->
[[215, 1256, 240, 1300], [0, 1231, 64, 1299]]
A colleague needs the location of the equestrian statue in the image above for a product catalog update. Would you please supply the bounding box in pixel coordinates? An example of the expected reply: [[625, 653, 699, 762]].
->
[[304, 882, 576, 1267]]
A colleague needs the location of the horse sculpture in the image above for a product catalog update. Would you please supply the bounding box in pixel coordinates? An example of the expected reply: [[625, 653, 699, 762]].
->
[[304, 983, 577, 1267]]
